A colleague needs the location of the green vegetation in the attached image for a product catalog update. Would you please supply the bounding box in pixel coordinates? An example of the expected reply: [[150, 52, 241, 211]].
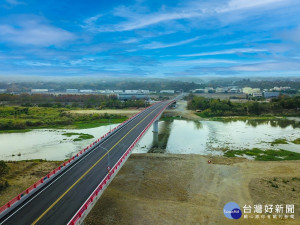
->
[[292, 138, 300, 144], [0, 93, 149, 109], [0, 106, 127, 132], [0, 161, 9, 191], [0, 161, 9, 177], [270, 138, 288, 146], [224, 148, 300, 161], [62, 132, 94, 141], [187, 94, 300, 117], [0, 80, 201, 93]]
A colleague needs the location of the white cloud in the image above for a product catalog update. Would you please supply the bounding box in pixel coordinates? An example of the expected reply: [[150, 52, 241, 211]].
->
[[5, 0, 24, 5], [122, 38, 140, 44], [163, 59, 236, 67], [0, 17, 75, 47], [180, 48, 268, 57], [141, 36, 200, 50], [223, 0, 285, 12], [231, 60, 300, 71], [83, 0, 292, 33]]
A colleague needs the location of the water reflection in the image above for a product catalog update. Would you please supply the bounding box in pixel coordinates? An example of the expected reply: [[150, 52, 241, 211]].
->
[[134, 118, 300, 155], [148, 120, 173, 153], [1, 118, 299, 160], [222, 119, 300, 129]]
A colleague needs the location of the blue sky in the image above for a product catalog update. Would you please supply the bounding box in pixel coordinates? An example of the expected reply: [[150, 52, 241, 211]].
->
[[0, 0, 300, 78]]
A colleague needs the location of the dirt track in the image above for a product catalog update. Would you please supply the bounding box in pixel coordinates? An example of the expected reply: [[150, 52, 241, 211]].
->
[[85, 154, 300, 225]]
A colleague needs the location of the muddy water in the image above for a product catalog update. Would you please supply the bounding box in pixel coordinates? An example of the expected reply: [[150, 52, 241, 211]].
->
[[133, 119, 300, 155], [0, 124, 118, 161], [0, 119, 299, 161]]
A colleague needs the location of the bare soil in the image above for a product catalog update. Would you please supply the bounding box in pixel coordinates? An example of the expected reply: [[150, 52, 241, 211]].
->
[[85, 154, 300, 225], [164, 100, 201, 120], [0, 161, 61, 206]]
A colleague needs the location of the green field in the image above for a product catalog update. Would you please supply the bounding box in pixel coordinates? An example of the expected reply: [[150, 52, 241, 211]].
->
[[224, 148, 300, 161], [0, 106, 127, 133]]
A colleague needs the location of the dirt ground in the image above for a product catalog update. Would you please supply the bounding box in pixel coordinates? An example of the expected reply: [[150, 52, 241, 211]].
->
[[69, 109, 141, 117], [164, 100, 201, 120], [85, 154, 300, 225], [0, 161, 61, 206]]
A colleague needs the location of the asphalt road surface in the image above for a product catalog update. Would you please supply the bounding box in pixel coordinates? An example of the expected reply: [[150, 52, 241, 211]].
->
[[0, 101, 172, 225]]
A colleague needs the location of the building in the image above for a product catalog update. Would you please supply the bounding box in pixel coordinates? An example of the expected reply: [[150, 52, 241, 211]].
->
[[31, 89, 49, 93], [193, 89, 205, 93], [242, 87, 260, 94], [216, 88, 225, 93], [204, 87, 214, 93], [271, 86, 291, 91], [0, 89, 7, 93], [228, 88, 239, 93], [264, 92, 280, 98], [160, 90, 175, 94], [125, 90, 139, 93], [252, 92, 263, 98], [118, 93, 149, 100], [113, 90, 123, 94], [79, 89, 94, 93], [66, 89, 79, 93]]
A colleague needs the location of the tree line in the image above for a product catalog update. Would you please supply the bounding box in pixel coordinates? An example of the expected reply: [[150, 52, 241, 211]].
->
[[187, 94, 300, 117], [0, 94, 148, 109]]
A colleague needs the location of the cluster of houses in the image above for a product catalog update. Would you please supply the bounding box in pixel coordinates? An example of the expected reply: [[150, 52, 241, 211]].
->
[[191, 86, 295, 99]]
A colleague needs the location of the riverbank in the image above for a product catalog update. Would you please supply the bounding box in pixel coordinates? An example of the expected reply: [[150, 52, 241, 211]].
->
[[0, 154, 299, 224], [0, 160, 61, 206], [0, 106, 129, 133], [85, 153, 300, 225]]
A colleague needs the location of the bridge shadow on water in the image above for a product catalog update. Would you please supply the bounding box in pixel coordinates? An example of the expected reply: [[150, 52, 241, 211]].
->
[[148, 120, 173, 153], [147, 119, 202, 153]]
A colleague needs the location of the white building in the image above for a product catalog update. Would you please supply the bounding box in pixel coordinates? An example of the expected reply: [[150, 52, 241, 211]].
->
[[216, 88, 225, 93], [160, 90, 175, 94], [66, 89, 79, 93], [125, 90, 139, 93], [31, 89, 48, 93], [79, 90, 94, 93], [242, 87, 260, 94], [252, 92, 263, 98], [113, 90, 123, 93]]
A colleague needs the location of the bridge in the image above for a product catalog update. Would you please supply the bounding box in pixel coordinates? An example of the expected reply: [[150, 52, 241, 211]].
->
[[0, 99, 177, 225]]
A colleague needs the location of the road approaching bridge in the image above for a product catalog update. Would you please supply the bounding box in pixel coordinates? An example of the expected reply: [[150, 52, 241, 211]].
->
[[0, 100, 175, 225]]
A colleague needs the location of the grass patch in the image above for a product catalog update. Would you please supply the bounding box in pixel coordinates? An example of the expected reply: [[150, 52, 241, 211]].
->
[[73, 117, 126, 129], [292, 138, 300, 144], [62, 132, 94, 141], [209, 116, 279, 121], [224, 148, 300, 161], [0, 106, 128, 133], [270, 138, 288, 146], [0, 129, 32, 134]]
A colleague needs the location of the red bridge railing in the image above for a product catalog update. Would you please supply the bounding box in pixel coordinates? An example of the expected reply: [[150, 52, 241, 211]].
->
[[68, 100, 174, 225], [0, 102, 158, 215]]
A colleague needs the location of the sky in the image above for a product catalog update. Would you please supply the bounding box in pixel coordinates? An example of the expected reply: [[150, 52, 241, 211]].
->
[[0, 0, 300, 78]]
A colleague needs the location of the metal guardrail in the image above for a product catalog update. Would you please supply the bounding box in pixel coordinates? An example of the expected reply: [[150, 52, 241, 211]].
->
[[0, 102, 158, 218], [67, 100, 175, 225]]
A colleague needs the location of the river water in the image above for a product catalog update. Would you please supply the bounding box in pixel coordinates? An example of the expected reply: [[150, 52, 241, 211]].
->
[[0, 119, 299, 161]]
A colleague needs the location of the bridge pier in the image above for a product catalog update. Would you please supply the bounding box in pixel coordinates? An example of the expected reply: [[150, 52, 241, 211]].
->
[[153, 120, 159, 133]]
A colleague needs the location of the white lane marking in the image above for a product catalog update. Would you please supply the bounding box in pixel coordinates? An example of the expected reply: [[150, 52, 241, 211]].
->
[[0, 105, 159, 224]]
